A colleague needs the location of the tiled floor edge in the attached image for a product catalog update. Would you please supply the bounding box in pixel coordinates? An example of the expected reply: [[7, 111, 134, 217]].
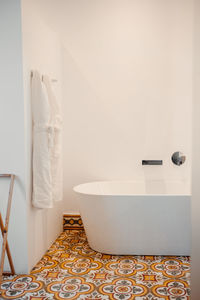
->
[[1, 230, 190, 299], [63, 213, 84, 231]]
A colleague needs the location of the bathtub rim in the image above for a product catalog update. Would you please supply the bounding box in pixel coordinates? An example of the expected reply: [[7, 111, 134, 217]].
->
[[73, 180, 191, 197]]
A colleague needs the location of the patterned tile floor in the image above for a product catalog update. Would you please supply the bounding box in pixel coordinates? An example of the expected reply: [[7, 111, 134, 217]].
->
[[0, 230, 190, 299]]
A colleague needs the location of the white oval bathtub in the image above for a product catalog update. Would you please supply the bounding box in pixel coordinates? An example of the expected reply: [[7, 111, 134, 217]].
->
[[73, 180, 191, 256]]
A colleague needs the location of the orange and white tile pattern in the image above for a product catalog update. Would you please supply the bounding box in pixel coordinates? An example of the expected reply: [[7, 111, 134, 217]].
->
[[63, 215, 84, 231], [0, 230, 190, 299]]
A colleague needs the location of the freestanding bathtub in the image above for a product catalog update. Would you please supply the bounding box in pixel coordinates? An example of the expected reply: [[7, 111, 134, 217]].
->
[[73, 180, 191, 256]]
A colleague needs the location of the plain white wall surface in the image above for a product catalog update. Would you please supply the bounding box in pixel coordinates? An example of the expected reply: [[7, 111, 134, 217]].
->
[[61, 0, 193, 211], [192, 0, 200, 297], [21, 0, 64, 271], [0, 0, 29, 273], [30, 0, 193, 212]]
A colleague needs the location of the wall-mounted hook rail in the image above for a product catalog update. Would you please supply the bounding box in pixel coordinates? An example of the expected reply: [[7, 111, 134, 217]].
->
[[30, 71, 58, 82]]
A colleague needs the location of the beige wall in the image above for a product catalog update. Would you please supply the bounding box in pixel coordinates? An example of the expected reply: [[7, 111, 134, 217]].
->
[[192, 0, 200, 297], [29, 0, 193, 212], [21, 0, 64, 271], [61, 0, 193, 211]]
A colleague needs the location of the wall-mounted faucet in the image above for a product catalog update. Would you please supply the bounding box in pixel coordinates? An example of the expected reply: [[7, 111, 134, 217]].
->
[[142, 160, 163, 165]]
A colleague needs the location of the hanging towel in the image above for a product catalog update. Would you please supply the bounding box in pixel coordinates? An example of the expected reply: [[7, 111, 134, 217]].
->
[[42, 75, 63, 202], [31, 70, 53, 208]]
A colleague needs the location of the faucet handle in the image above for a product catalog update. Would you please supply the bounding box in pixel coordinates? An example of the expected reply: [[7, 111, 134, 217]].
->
[[171, 151, 186, 166]]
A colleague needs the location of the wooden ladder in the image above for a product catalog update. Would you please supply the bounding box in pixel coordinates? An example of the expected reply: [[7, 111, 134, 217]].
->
[[0, 174, 15, 282]]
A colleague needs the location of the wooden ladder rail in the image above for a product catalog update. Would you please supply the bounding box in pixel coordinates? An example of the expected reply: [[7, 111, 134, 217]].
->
[[0, 174, 15, 282]]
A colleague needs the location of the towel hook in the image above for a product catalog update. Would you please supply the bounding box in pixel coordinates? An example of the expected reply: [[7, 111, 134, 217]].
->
[[31, 71, 58, 82]]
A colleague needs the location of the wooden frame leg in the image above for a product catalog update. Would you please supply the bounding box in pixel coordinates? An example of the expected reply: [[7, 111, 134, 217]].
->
[[0, 175, 15, 282], [0, 214, 15, 275]]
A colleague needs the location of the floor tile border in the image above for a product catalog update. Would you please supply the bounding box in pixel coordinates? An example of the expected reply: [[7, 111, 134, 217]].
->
[[63, 214, 84, 230]]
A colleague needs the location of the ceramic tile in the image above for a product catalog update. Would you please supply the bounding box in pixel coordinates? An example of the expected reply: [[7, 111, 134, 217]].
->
[[0, 230, 190, 299], [63, 215, 84, 230]]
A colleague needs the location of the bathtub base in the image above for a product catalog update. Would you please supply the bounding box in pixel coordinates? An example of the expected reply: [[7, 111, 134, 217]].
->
[[79, 195, 191, 256]]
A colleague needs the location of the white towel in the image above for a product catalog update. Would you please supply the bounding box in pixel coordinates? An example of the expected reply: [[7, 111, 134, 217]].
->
[[42, 75, 63, 202], [31, 71, 53, 208]]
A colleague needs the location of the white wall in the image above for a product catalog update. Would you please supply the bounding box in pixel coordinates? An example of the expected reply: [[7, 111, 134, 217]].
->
[[21, 0, 64, 271], [0, 0, 29, 273], [192, 0, 200, 297], [61, 0, 193, 211], [24, 0, 193, 212]]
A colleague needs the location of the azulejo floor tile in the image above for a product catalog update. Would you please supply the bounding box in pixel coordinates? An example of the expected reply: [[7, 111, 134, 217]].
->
[[0, 230, 190, 299]]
